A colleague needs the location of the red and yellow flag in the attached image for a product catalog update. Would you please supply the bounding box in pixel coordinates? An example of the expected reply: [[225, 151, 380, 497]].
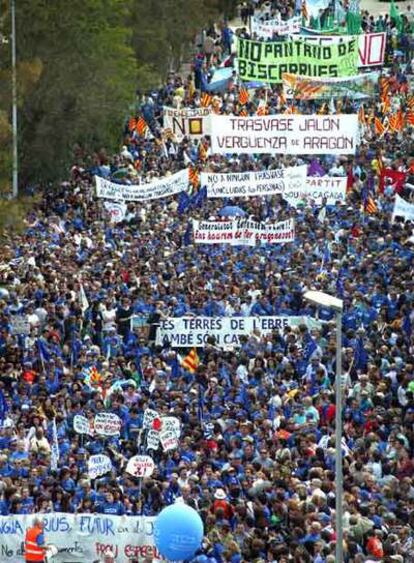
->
[[181, 348, 200, 373], [189, 167, 199, 188], [239, 86, 249, 105], [358, 104, 366, 126], [374, 117, 385, 137], [200, 92, 212, 108], [136, 117, 148, 136], [365, 195, 378, 214]]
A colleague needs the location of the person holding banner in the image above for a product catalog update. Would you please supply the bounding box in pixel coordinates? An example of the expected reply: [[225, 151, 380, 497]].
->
[[24, 518, 47, 563]]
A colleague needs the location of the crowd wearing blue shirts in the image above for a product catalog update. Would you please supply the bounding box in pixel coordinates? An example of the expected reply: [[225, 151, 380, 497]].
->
[[0, 0, 414, 562]]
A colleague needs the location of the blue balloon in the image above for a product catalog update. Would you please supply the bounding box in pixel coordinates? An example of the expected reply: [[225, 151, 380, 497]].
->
[[154, 503, 204, 561]]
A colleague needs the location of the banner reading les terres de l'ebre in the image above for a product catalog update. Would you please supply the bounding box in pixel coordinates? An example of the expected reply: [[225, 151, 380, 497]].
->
[[156, 316, 322, 347], [210, 114, 358, 155], [237, 36, 358, 83]]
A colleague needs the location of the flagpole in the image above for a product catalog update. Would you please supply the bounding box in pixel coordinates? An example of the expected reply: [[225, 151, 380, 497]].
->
[[11, 0, 18, 198]]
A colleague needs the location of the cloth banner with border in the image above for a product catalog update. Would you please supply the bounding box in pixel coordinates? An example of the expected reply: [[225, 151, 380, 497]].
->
[[163, 106, 212, 141], [193, 218, 295, 246], [251, 15, 301, 38], [201, 165, 307, 198], [156, 316, 323, 348], [236, 36, 359, 84], [0, 513, 161, 562], [95, 169, 189, 202], [282, 71, 379, 100], [210, 114, 358, 155]]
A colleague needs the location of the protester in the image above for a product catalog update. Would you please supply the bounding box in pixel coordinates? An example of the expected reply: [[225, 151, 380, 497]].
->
[[0, 1, 413, 562]]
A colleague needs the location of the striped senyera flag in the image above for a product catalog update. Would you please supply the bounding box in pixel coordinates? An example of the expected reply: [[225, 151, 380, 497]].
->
[[189, 167, 200, 188], [200, 93, 213, 107], [239, 86, 249, 105], [374, 117, 385, 137], [136, 117, 148, 136], [365, 195, 378, 214], [181, 348, 200, 373]]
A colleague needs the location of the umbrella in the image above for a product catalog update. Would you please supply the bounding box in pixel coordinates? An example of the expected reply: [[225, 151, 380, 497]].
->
[[218, 206, 246, 217]]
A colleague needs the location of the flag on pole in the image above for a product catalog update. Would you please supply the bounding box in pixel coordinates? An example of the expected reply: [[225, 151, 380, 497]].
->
[[128, 117, 137, 132], [362, 186, 378, 214], [390, 0, 403, 32], [181, 348, 200, 373], [79, 283, 89, 314], [51, 418, 60, 471], [374, 117, 386, 137], [189, 167, 200, 189], [0, 390, 8, 425], [136, 117, 148, 136], [358, 104, 366, 126], [200, 93, 212, 108], [239, 86, 249, 105]]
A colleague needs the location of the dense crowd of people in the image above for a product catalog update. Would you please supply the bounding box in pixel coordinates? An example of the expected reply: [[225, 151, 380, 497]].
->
[[1, 1, 414, 562]]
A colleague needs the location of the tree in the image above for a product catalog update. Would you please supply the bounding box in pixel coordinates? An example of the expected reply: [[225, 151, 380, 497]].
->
[[8, 0, 140, 185], [129, 0, 227, 85]]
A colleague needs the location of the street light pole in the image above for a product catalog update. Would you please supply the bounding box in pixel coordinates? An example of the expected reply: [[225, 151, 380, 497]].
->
[[335, 309, 343, 563], [11, 0, 18, 198], [303, 290, 343, 562]]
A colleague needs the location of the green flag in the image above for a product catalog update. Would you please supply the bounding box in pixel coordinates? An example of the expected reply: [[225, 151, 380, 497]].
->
[[390, 0, 403, 32]]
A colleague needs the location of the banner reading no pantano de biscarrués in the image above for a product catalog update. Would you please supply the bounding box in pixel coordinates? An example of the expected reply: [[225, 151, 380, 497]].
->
[[236, 36, 359, 83], [210, 114, 358, 155]]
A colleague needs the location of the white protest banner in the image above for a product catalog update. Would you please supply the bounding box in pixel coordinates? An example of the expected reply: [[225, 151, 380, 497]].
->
[[161, 416, 181, 438], [163, 106, 212, 141], [160, 429, 179, 452], [143, 409, 159, 430], [73, 415, 93, 435], [94, 413, 122, 436], [146, 429, 160, 450], [9, 317, 31, 335], [201, 165, 307, 198], [126, 455, 155, 478], [103, 201, 128, 223], [252, 15, 301, 38], [284, 176, 347, 206], [0, 513, 161, 562], [193, 218, 295, 245], [95, 168, 189, 202], [297, 32, 386, 68], [88, 454, 113, 479], [157, 316, 322, 348], [392, 194, 414, 222], [210, 114, 358, 155]]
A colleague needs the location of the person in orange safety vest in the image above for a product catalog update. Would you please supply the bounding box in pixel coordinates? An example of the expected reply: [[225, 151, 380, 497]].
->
[[24, 517, 47, 563]]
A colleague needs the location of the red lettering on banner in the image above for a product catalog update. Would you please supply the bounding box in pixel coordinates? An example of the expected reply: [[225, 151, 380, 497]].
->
[[96, 543, 118, 557], [124, 544, 165, 559]]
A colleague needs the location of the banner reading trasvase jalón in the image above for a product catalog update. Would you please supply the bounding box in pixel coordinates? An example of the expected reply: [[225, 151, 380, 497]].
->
[[236, 36, 358, 83], [0, 513, 163, 563], [210, 114, 358, 155]]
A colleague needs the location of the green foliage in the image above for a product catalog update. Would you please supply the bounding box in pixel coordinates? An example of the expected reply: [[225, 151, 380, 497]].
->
[[129, 0, 225, 83], [5, 0, 138, 185]]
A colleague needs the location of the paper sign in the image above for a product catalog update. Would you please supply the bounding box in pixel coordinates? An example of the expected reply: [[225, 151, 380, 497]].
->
[[143, 409, 159, 430], [94, 413, 122, 436], [146, 429, 160, 450], [160, 429, 179, 452], [126, 455, 155, 478], [88, 454, 112, 479], [10, 317, 31, 335], [161, 417, 181, 438], [73, 415, 93, 435]]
